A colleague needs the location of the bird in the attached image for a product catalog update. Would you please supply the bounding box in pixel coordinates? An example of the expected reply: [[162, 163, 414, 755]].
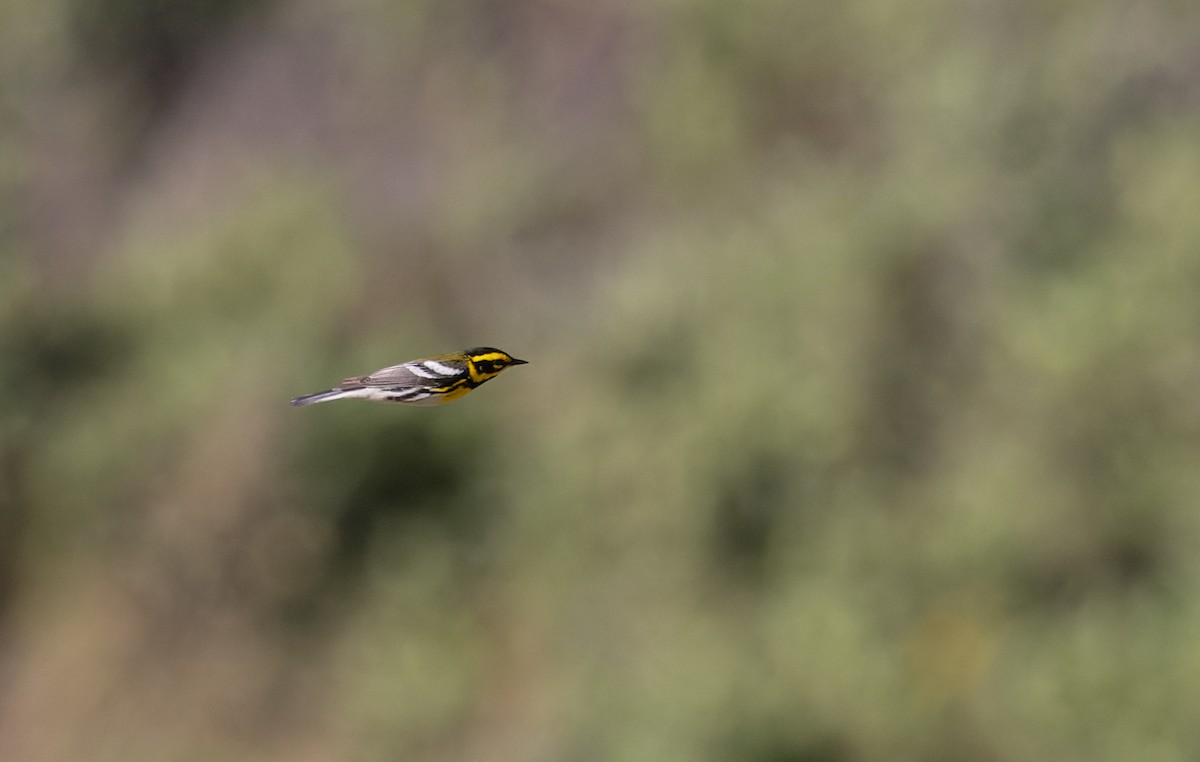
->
[[291, 347, 527, 407]]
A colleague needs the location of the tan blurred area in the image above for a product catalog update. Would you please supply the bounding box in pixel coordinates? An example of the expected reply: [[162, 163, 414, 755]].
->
[[2, 1, 1200, 760]]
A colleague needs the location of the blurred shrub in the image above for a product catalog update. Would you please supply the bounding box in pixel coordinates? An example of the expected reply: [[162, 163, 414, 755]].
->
[[2, 0, 1200, 761]]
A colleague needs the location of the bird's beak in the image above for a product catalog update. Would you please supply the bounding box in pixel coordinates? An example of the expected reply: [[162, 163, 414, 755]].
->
[[511, 358, 529, 365]]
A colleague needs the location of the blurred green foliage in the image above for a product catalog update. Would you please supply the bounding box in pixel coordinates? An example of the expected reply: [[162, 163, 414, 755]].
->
[[2, 0, 1200, 760]]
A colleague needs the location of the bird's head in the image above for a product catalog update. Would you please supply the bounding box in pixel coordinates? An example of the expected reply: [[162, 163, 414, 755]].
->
[[465, 347, 528, 381]]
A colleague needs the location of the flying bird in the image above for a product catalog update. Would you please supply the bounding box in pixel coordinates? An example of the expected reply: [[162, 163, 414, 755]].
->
[[291, 347, 527, 407]]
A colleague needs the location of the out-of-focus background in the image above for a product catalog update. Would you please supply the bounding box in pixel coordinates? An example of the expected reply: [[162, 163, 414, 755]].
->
[[2, 0, 1200, 759]]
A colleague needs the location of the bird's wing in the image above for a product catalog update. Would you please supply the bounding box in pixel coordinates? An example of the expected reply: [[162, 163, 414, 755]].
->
[[342, 358, 466, 388]]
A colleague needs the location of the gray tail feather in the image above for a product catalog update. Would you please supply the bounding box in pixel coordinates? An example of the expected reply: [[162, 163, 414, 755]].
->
[[290, 389, 343, 407]]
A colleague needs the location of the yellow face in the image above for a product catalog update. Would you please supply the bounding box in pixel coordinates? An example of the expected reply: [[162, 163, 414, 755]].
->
[[465, 349, 527, 384]]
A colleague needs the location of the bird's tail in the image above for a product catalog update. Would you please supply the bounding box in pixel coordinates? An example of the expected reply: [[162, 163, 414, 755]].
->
[[290, 388, 350, 406]]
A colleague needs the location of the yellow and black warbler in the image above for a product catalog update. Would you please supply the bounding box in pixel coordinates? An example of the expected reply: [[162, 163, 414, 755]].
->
[[290, 347, 527, 407]]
